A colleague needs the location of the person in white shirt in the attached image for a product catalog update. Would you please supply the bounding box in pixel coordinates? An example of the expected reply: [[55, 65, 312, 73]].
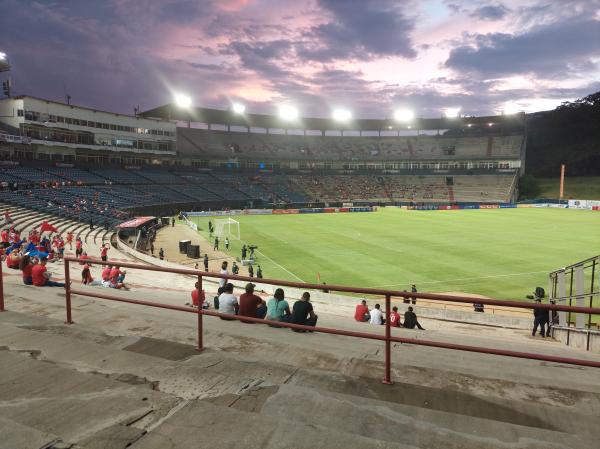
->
[[369, 303, 385, 325], [218, 261, 228, 289], [218, 282, 238, 320]]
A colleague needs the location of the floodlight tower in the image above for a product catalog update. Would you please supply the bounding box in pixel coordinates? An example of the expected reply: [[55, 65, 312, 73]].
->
[[0, 51, 12, 98]]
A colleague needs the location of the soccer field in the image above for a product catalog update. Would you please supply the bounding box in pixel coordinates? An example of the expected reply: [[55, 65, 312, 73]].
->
[[189, 208, 600, 301]]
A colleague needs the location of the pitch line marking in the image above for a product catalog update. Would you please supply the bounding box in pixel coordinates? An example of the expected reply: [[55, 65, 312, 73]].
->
[[368, 270, 549, 289], [233, 233, 306, 283]]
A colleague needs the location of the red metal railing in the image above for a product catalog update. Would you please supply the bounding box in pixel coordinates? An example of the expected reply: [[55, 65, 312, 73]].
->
[[49, 256, 598, 382]]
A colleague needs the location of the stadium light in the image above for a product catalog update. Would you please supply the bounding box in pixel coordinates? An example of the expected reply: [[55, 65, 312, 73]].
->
[[394, 108, 414, 122], [332, 108, 352, 122], [278, 104, 299, 121], [174, 93, 192, 108], [444, 107, 461, 118], [232, 102, 246, 114]]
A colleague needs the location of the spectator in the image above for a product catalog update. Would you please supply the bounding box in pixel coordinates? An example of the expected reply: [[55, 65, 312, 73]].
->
[[6, 249, 21, 269], [232, 261, 239, 275], [19, 254, 34, 285], [390, 306, 402, 327], [288, 292, 318, 331], [532, 299, 546, 337], [403, 306, 425, 330], [66, 231, 73, 250], [238, 282, 267, 320], [110, 265, 128, 288], [159, 248, 164, 260], [75, 238, 83, 257], [256, 265, 263, 279], [32, 257, 65, 287], [100, 243, 109, 262], [354, 300, 370, 322], [191, 281, 206, 308], [411, 284, 417, 305], [81, 264, 101, 286], [219, 261, 228, 289], [248, 264, 254, 278], [402, 289, 410, 304], [203, 253, 209, 271], [369, 303, 384, 325], [266, 288, 291, 323], [218, 283, 239, 319], [102, 264, 112, 282], [213, 286, 224, 309]]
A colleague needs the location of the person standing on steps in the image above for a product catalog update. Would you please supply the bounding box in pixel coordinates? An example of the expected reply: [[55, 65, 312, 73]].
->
[[203, 253, 209, 271], [248, 263, 254, 278], [411, 284, 418, 305], [256, 265, 263, 279]]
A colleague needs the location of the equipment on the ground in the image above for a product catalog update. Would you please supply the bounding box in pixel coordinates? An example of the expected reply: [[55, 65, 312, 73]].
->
[[187, 244, 200, 259], [179, 240, 191, 254], [214, 218, 240, 239]]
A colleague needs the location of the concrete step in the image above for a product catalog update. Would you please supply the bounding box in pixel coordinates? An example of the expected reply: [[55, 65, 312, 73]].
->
[[129, 399, 415, 449]]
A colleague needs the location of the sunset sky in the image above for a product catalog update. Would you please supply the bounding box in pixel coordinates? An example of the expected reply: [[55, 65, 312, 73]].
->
[[1, 0, 599, 118]]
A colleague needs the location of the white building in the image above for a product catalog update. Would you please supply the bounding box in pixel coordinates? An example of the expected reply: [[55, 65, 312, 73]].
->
[[0, 96, 176, 164]]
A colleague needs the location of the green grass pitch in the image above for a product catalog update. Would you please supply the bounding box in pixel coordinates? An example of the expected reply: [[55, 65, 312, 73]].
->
[[189, 208, 600, 302]]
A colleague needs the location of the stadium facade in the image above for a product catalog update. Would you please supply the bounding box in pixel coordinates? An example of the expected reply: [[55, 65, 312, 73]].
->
[[0, 95, 526, 216]]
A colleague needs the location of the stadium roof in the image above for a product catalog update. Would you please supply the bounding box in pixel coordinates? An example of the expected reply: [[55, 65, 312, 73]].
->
[[140, 104, 526, 131]]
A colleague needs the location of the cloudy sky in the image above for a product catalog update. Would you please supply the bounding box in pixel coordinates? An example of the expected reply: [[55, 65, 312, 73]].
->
[[1, 0, 599, 118]]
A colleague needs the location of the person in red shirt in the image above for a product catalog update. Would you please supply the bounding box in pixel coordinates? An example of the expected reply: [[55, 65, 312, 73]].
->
[[101, 265, 112, 282], [75, 238, 83, 257], [110, 266, 128, 289], [81, 264, 100, 285], [354, 299, 370, 322], [390, 306, 402, 327], [100, 244, 109, 261], [1, 229, 9, 248], [6, 250, 21, 269], [66, 232, 73, 249], [238, 283, 267, 320], [32, 257, 65, 287], [190, 281, 206, 308], [20, 254, 34, 285]]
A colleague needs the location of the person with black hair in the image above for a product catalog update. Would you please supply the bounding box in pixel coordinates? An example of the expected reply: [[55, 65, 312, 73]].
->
[[266, 288, 291, 324], [19, 254, 34, 285], [203, 253, 209, 271], [218, 283, 238, 320], [288, 292, 318, 331], [403, 306, 425, 330], [248, 264, 254, 278], [532, 298, 546, 337]]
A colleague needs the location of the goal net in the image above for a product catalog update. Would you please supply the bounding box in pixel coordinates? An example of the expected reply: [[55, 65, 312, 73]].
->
[[214, 218, 240, 240]]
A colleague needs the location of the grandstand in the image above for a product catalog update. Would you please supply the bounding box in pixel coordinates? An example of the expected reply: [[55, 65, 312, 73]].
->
[[0, 97, 524, 224]]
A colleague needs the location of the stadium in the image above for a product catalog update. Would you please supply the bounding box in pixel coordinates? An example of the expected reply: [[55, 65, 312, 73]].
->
[[1, 3, 600, 448]]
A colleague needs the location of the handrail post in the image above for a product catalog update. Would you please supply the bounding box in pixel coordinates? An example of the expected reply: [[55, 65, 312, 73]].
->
[[64, 259, 73, 324], [196, 273, 203, 351], [382, 294, 393, 384], [0, 258, 5, 312]]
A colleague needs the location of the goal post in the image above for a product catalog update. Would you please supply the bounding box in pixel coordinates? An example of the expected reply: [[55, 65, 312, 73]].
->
[[214, 218, 241, 240]]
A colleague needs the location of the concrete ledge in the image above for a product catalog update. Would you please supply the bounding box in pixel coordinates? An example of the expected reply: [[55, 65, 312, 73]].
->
[[552, 326, 600, 353]]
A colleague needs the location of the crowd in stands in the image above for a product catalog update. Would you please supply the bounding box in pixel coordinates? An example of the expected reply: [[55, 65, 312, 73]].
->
[[178, 128, 524, 161]]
